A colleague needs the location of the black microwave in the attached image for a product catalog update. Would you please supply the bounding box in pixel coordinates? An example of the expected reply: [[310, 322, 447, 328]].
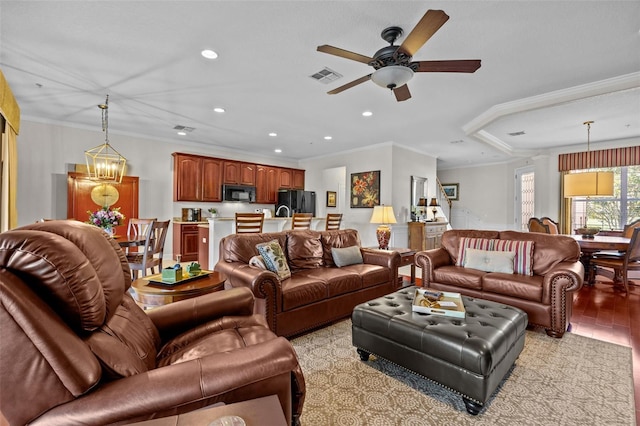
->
[[222, 185, 256, 202]]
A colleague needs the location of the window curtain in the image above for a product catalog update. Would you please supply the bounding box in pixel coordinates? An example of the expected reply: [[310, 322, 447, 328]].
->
[[0, 69, 20, 232], [558, 145, 639, 234]]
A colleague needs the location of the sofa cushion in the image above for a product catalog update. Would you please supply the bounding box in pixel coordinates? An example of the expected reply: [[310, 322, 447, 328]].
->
[[256, 240, 291, 280], [221, 232, 287, 264], [491, 239, 535, 276], [441, 230, 500, 265], [499, 231, 581, 276], [464, 248, 515, 274], [341, 264, 390, 288], [331, 245, 364, 267], [455, 237, 494, 266], [280, 275, 327, 311], [299, 268, 361, 297], [432, 265, 484, 290], [321, 229, 361, 267], [482, 273, 544, 302], [286, 230, 324, 270]]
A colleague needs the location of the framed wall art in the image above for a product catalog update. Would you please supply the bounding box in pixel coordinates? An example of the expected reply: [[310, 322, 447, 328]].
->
[[441, 183, 459, 201], [350, 170, 380, 208], [326, 191, 337, 207]]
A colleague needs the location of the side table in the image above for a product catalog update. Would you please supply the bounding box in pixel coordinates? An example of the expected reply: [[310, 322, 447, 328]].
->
[[130, 271, 226, 309], [127, 394, 287, 425], [366, 247, 416, 286]]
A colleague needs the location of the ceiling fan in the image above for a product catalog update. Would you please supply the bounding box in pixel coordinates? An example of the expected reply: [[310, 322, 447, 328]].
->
[[317, 9, 481, 102]]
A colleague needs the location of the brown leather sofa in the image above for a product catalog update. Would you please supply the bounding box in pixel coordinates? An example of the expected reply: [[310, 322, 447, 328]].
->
[[415, 229, 584, 338], [215, 229, 400, 337], [0, 221, 305, 425]]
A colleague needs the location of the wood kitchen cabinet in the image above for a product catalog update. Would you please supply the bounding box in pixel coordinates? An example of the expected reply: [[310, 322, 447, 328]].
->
[[223, 161, 255, 186], [292, 169, 305, 189], [256, 165, 278, 204], [173, 153, 222, 202], [278, 168, 292, 189], [173, 223, 200, 262]]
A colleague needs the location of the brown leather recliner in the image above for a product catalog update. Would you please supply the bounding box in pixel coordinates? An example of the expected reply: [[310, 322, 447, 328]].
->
[[0, 221, 305, 425]]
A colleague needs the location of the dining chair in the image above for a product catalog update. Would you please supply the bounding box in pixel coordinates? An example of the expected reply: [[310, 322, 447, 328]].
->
[[589, 227, 640, 294], [235, 213, 265, 233], [325, 213, 343, 231], [127, 220, 170, 280], [527, 217, 550, 234], [126, 218, 156, 254], [291, 212, 313, 230], [623, 219, 640, 239], [540, 217, 559, 234]]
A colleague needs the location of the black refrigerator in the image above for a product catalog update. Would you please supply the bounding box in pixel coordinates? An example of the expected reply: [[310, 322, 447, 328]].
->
[[276, 190, 316, 217]]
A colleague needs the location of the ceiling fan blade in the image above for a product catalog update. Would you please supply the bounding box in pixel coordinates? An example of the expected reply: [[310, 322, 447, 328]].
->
[[393, 84, 411, 102], [397, 10, 449, 57], [327, 74, 372, 95], [317, 45, 374, 64], [414, 60, 481, 73]]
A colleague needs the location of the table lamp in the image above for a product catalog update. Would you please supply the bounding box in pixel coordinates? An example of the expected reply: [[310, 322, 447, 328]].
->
[[417, 198, 427, 221], [370, 205, 397, 250], [429, 198, 439, 221]]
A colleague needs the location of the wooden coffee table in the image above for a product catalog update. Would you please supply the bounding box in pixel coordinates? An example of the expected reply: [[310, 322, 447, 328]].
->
[[130, 271, 226, 309]]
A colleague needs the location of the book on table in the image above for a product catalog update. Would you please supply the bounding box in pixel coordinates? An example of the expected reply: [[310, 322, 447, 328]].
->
[[412, 288, 466, 318]]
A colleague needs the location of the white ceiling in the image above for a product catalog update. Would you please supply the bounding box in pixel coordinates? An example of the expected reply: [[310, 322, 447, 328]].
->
[[2, 1, 639, 169]]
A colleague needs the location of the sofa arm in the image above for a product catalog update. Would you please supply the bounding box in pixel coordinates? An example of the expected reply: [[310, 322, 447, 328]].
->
[[361, 248, 401, 284], [146, 287, 255, 342], [215, 261, 283, 332], [542, 261, 584, 337], [31, 337, 303, 426], [415, 248, 452, 287]]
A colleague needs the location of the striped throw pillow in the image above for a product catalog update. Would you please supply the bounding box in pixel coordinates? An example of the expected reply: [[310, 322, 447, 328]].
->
[[492, 239, 535, 276], [456, 237, 494, 266]]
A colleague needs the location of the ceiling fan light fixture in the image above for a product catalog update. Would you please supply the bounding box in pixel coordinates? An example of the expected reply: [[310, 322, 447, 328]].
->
[[371, 65, 414, 89]]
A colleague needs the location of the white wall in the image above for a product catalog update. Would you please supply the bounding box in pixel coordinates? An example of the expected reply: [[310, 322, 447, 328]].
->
[[438, 139, 639, 230], [16, 120, 300, 254], [300, 143, 439, 248]]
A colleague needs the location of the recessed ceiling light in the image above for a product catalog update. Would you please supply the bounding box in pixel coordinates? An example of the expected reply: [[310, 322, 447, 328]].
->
[[362, 111, 373, 117], [213, 107, 225, 113], [274, 148, 282, 153], [324, 136, 332, 140], [201, 49, 218, 59], [269, 132, 277, 137], [177, 131, 187, 136]]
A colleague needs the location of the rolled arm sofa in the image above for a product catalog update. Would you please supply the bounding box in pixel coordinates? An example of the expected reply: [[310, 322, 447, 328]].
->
[[415, 229, 584, 338], [215, 229, 400, 337], [0, 221, 305, 425]]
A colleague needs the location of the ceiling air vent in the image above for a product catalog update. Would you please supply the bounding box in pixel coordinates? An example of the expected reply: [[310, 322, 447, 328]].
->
[[507, 131, 526, 136], [173, 125, 195, 133], [310, 67, 343, 84]]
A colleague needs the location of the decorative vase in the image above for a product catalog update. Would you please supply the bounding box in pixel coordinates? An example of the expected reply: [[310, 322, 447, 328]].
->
[[102, 226, 114, 237]]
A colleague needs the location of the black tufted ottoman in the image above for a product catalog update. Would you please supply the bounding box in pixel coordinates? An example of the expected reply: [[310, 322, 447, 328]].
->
[[352, 286, 528, 415]]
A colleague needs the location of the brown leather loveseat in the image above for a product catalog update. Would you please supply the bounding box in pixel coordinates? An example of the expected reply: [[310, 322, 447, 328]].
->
[[415, 229, 584, 338], [0, 221, 305, 425], [215, 229, 400, 337]]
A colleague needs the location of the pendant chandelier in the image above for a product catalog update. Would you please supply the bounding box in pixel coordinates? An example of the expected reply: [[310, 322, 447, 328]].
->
[[563, 121, 614, 198], [84, 95, 127, 183]]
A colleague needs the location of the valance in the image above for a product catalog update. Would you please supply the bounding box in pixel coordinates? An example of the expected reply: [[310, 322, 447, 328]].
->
[[0, 69, 20, 134], [558, 146, 639, 171]]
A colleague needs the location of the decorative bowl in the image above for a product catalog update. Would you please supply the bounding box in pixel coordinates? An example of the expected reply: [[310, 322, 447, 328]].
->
[[575, 227, 600, 238]]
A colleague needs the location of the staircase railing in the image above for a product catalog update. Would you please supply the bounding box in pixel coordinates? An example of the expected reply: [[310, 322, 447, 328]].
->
[[436, 178, 452, 223]]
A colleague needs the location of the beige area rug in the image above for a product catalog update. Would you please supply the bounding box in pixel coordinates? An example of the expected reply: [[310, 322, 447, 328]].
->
[[291, 319, 635, 426]]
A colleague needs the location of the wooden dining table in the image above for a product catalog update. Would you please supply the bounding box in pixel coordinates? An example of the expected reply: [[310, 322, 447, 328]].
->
[[570, 234, 630, 284], [114, 235, 146, 248]]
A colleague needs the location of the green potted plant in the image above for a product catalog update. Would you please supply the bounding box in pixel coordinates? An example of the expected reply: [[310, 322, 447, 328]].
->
[[208, 207, 218, 218]]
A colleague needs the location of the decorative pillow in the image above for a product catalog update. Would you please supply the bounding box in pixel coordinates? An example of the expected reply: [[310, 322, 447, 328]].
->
[[249, 255, 267, 269], [492, 239, 535, 276], [463, 248, 515, 274], [331, 245, 363, 267], [456, 237, 494, 266], [256, 240, 291, 280]]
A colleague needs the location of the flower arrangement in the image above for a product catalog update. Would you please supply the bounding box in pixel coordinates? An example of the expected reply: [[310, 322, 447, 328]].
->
[[87, 207, 125, 229]]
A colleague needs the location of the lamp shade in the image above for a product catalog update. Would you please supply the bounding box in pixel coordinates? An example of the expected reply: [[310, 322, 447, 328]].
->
[[417, 198, 427, 207], [371, 66, 414, 89], [370, 205, 397, 224], [564, 171, 614, 197], [429, 198, 439, 207]]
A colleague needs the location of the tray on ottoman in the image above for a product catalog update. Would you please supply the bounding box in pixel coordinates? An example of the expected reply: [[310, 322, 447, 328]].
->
[[352, 286, 528, 415]]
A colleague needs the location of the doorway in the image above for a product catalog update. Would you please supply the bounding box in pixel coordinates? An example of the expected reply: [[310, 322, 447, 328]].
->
[[515, 166, 535, 231]]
